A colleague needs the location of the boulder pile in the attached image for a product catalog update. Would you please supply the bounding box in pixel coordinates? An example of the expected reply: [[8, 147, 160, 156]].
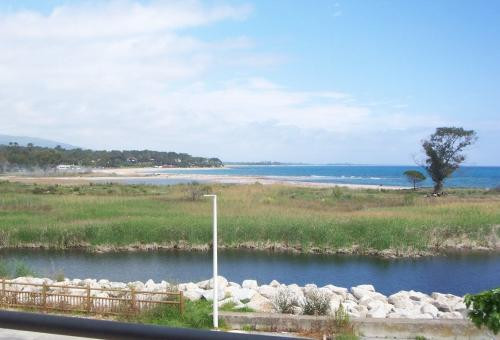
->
[[8, 276, 469, 319]]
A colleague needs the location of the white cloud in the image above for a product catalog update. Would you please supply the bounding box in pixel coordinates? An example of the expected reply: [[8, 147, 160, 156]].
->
[[0, 1, 463, 163]]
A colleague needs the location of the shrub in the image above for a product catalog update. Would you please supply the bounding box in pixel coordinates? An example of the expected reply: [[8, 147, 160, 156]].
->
[[302, 289, 330, 316], [465, 288, 500, 334], [14, 261, 36, 277], [326, 303, 355, 337], [0, 261, 9, 278], [272, 288, 299, 314]]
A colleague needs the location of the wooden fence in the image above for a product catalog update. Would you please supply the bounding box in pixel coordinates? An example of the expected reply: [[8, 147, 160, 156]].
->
[[0, 279, 184, 316]]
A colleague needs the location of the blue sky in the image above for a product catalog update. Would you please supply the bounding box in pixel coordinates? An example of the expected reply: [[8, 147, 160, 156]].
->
[[0, 0, 499, 165]]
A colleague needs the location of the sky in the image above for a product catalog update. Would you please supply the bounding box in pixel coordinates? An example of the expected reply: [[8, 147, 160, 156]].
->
[[0, 0, 499, 165]]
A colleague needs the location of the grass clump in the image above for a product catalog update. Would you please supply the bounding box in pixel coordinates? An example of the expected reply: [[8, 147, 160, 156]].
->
[[220, 302, 254, 313], [0, 259, 37, 278], [131, 300, 224, 329]]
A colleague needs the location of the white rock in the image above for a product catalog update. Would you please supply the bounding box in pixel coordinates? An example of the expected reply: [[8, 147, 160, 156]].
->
[[177, 283, 188, 291], [408, 290, 430, 302], [438, 311, 463, 319], [269, 280, 280, 287], [128, 281, 144, 290], [184, 290, 203, 301], [366, 299, 386, 311], [323, 285, 348, 298], [453, 301, 467, 312], [354, 304, 368, 318], [347, 309, 361, 318], [421, 303, 439, 318], [356, 284, 375, 292], [303, 284, 318, 294], [367, 305, 388, 318], [242, 280, 258, 290], [228, 282, 241, 288], [431, 293, 462, 313], [184, 282, 198, 291], [209, 276, 228, 289], [342, 300, 358, 311], [388, 293, 414, 309], [351, 286, 375, 300], [329, 296, 342, 312], [246, 293, 273, 312], [145, 279, 156, 287], [196, 279, 210, 289], [202, 287, 226, 301], [387, 312, 403, 318], [359, 292, 387, 305], [258, 285, 277, 299], [110, 282, 127, 289], [233, 288, 256, 301]]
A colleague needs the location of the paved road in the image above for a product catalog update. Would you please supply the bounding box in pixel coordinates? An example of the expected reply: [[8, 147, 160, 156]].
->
[[0, 329, 98, 340]]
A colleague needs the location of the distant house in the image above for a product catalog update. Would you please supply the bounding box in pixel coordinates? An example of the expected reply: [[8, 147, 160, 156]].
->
[[56, 164, 82, 171], [126, 157, 137, 163]]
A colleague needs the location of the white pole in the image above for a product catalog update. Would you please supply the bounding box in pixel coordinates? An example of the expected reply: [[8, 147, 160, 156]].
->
[[204, 194, 218, 328]]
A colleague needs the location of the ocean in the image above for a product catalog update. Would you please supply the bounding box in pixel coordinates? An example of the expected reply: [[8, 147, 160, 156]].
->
[[158, 165, 500, 189]]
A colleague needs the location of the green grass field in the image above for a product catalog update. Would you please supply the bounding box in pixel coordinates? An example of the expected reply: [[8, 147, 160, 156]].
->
[[0, 180, 499, 254]]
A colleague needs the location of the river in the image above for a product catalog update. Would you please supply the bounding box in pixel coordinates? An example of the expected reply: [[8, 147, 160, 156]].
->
[[1, 249, 498, 296]]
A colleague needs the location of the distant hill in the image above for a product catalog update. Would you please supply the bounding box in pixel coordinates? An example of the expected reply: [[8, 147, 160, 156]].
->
[[0, 134, 78, 149]]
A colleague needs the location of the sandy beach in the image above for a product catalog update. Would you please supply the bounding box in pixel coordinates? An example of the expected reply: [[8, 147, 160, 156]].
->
[[2, 167, 407, 190]]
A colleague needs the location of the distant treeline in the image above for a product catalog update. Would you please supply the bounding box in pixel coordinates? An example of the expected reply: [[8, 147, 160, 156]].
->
[[0, 143, 223, 171]]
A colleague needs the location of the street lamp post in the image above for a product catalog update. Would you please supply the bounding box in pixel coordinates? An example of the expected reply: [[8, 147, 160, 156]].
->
[[203, 194, 218, 328]]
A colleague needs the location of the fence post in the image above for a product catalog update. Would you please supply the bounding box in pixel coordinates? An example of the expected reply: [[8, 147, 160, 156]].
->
[[1, 279, 4, 306], [86, 285, 91, 313], [179, 291, 184, 315], [42, 282, 47, 312], [131, 288, 136, 314]]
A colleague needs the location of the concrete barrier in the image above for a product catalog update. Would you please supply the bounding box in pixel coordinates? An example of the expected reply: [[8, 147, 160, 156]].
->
[[219, 312, 494, 339]]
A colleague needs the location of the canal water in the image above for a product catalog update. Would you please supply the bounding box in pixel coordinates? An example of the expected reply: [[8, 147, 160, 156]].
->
[[0, 249, 498, 296]]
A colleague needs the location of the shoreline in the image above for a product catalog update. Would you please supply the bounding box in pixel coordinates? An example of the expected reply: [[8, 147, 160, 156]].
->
[[1, 241, 498, 258], [2, 169, 408, 190]]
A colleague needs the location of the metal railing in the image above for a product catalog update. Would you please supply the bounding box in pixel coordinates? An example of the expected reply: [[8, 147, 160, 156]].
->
[[0, 279, 184, 316], [0, 310, 298, 339]]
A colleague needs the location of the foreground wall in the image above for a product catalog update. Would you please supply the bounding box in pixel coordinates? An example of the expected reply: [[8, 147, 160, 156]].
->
[[220, 312, 494, 340]]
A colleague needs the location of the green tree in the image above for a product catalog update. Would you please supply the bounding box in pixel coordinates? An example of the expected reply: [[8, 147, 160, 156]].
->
[[403, 170, 426, 190], [465, 288, 500, 335], [422, 127, 477, 193]]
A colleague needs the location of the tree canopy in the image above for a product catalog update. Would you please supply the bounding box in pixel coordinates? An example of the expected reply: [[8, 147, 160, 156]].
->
[[403, 170, 426, 190], [0, 144, 223, 171], [422, 127, 477, 193]]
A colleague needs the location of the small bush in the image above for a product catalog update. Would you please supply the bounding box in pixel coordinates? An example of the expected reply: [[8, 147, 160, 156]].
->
[[52, 270, 65, 282], [302, 289, 330, 316], [14, 261, 36, 277], [0, 261, 9, 278], [465, 288, 500, 334], [272, 288, 299, 314], [326, 303, 354, 337]]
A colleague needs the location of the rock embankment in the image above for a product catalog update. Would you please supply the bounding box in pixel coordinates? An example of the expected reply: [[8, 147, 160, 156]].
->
[[9, 276, 468, 320]]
